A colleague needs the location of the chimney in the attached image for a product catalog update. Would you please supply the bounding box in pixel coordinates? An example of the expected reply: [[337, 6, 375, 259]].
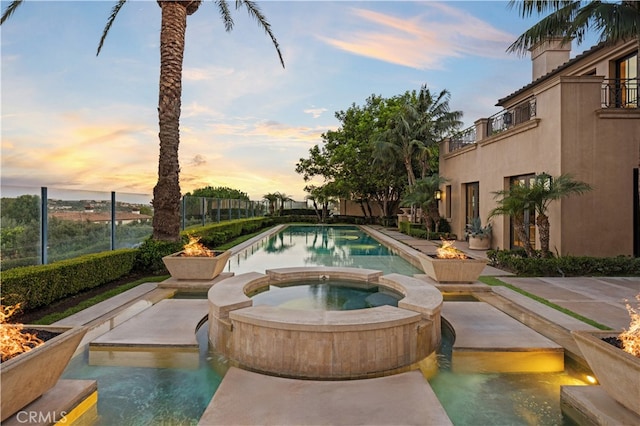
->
[[530, 37, 571, 81]]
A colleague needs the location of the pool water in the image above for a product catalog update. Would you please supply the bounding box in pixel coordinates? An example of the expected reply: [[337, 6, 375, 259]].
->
[[249, 279, 402, 310], [62, 324, 221, 425], [228, 225, 422, 276]]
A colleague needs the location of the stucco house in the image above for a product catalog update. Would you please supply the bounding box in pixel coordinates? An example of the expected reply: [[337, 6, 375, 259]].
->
[[439, 38, 639, 257]]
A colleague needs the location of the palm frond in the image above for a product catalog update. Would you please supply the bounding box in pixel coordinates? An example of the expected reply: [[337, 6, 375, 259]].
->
[[585, 1, 640, 44], [507, 1, 580, 55], [236, 0, 285, 68], [508, 0, 576, 17], [216, 0, 233, 31], [97, 0, 128, 56], [1, 0, 24, 26]]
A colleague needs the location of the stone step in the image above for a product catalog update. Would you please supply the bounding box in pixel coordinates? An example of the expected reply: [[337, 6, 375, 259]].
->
[[442, 301, 564, 373], [88, 299, 208, 369]]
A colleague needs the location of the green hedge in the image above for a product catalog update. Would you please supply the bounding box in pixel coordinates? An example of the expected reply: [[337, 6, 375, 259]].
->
[[1, 249, 137, 311], [488, 249, 640, 276]]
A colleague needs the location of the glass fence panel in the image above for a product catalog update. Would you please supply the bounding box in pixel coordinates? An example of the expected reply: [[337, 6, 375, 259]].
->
[[0, 186, 42, 270], [2, 186, 277, 271], [115, 192, 153, 249], [47, 188, 112, 263]]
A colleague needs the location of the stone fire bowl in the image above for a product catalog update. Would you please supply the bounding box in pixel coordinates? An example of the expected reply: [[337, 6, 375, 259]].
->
[[162, 249, 232, 280], [572, 330, 640, 416], [1, 325, 87, 422], [418, 253, 487, 283]]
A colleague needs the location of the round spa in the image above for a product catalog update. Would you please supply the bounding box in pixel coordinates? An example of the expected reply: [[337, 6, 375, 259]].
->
[[208, 267, 443, 380]]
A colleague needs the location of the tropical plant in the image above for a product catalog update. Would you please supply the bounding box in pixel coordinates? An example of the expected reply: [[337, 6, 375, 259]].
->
[[507, 0, 639, 73], [275, 192, 293, 214], [467, 217, 492, 240], [489, 183, 536, 258], [262, 193, 279, 216], [401, 174, 447, 234], [1, 0, 284, 242], [527, 173, 592, 257], [374, 85, 462, 189]]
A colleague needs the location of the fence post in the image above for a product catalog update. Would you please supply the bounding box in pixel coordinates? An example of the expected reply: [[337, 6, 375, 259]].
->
[[202, 197, 206, 227], [40, 187, 48, 265], [111, 191, 116, 250], [181, 197, 186, 230]]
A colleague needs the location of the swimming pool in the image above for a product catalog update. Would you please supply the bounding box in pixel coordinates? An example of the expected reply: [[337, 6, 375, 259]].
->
[[60, 224, 586, 424], [226, 225, 423, 276]]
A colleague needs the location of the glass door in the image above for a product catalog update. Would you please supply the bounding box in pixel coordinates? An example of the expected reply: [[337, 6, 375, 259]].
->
[[510, 175, 536, 250]]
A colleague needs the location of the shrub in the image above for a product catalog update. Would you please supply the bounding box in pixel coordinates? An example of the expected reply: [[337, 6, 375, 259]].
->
[[1, 249, 137, 311], [488, 249, 640, 276], [134, 238, 184, 274]]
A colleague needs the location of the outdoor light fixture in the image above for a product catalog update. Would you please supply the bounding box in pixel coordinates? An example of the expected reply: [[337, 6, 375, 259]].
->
[[435, 189, 442, 201]]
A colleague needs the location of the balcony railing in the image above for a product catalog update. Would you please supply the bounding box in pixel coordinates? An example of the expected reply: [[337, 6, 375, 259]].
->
[[601, 78, 638, 108], [487, 97, 537, 136], [448, 125, 477, 152]]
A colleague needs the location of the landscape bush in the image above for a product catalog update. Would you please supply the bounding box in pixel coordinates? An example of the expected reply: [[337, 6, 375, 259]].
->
[[1, 249, 137, 311], [488, 249, 640, 276]]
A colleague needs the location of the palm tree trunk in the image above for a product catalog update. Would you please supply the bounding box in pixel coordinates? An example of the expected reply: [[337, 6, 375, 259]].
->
[[514, 218, 535, 258], [152, 1, 189, 241], [536, 213, 551, 257]]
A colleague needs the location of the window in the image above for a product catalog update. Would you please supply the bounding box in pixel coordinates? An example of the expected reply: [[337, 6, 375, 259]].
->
[[615, 53, 638, 107], [465, 182, 479, 225]]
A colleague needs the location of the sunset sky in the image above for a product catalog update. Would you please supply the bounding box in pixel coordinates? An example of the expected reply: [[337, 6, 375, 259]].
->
[[1, 1, 598, 201]]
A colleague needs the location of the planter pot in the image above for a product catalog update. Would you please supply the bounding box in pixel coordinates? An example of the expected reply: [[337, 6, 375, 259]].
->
[[162, 249, 232, 280], [1, 325, 87, 422], [468, 236, 490, 250], [572, 330, 640, 416], [418, 254, 487, 283]]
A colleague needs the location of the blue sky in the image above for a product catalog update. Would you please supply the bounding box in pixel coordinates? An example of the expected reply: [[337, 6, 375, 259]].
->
[[1, 1, 599, 201]]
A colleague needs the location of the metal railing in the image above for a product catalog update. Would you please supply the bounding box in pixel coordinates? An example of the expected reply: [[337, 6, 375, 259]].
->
[[487, 97, 537, 136], [448, 125, 477, 152], [601, 78, 639, 108]]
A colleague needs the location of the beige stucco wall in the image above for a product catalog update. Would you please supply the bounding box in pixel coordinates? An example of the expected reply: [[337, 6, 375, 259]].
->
[[440, 41, 639, 257]]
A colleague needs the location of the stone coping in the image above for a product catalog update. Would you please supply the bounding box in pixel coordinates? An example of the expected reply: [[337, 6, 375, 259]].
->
[[208, 266, 443, 322]]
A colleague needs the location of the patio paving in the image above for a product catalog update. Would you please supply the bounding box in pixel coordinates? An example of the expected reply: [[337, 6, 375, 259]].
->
[[198, 368, 452, 426]]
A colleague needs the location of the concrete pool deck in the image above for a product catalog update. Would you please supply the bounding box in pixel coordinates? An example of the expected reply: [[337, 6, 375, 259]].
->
[[13, 225, 638, 425]]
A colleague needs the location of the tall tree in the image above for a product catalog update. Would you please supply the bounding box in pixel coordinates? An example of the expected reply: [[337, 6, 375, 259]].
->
[[2, 0, 284, 242], [296, 94, 407, 220], [373, 85, 462, 189], [507, 0, 639, 72]]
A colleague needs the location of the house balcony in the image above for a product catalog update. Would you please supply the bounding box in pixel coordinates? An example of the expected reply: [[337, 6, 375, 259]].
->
[[601, 78, 638, 109], [447, 97, 537, 154]]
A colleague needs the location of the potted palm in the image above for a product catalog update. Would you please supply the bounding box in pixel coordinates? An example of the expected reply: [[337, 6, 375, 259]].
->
[[467, 217, 492, 250]]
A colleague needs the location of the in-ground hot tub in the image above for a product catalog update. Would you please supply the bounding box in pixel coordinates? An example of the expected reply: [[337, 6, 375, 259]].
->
[[208, 267, 443, 380]]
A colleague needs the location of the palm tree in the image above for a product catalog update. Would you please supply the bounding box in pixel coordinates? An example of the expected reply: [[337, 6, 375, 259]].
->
[[374, 85, 462, 189], [262, 193, 279, 216], [507, 1, 639, 72], [2, 0, 284, 242], [401, 174, 447, 234], [275, 192, 293, 215], [489, 183, 536, 258], [528, 173, 592, 257]]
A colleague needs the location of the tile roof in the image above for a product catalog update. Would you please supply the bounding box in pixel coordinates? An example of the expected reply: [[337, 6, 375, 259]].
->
[[496, 42, 608, 106]]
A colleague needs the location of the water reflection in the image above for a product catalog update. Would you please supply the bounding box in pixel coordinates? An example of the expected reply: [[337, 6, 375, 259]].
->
[[229, 225, 421, 275]]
